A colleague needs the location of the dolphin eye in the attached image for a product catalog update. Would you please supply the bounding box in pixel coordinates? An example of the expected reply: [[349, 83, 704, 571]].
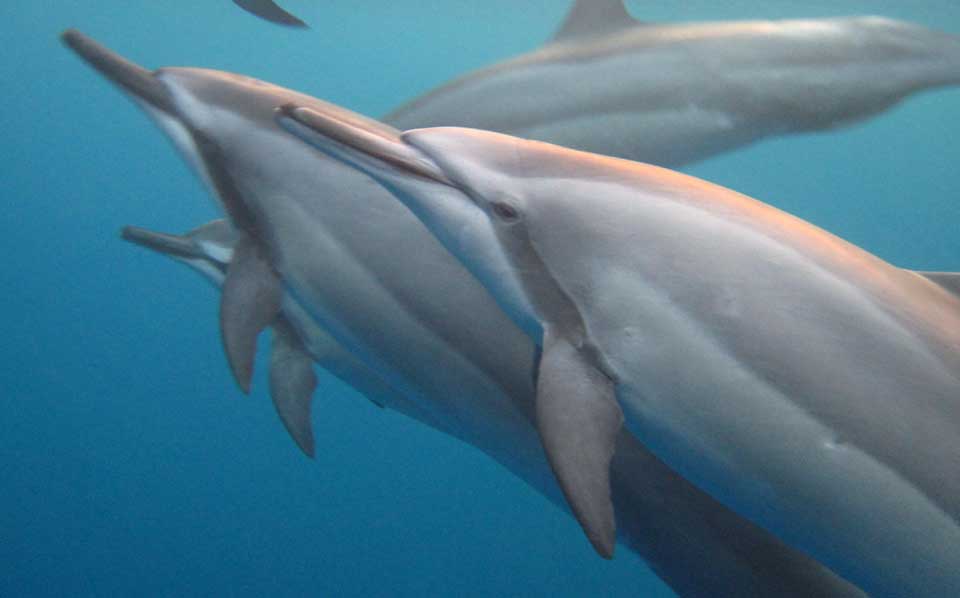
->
[[491, 201, 520, 222]]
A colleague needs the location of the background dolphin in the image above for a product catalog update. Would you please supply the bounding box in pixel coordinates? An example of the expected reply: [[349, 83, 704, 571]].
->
[[388, 0, 960, 167], [60, 29, 868, 597], [278, 110, 960, 596], [118, 220, 423, 456]]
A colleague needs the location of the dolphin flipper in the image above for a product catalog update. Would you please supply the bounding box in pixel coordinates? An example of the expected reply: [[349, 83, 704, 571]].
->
[[233, 0, 307, 28], [536, 327, 622, 559], [551, 0, 638, 44], [270, 318, 317, 457], [220, 235, 282, 393]]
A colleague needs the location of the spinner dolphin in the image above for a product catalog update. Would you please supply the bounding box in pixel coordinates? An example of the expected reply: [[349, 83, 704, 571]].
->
[[277, 106, 960, 597], [120, 221, 415, 455], [389, 0, 960, 167], [62, 29, 867, 597]]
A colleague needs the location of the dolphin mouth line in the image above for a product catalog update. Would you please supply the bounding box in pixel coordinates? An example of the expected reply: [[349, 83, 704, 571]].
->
[[61, 29, 175, 114], [275, 104, 454, 186], [121, 225, 202, 260]]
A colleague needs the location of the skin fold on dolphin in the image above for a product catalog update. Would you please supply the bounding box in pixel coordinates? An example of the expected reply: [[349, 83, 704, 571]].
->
[[388, 0, 960, 167], [276, 106, 960, 597], [233, 0, 307, 28], [60, 29, 869, 597]]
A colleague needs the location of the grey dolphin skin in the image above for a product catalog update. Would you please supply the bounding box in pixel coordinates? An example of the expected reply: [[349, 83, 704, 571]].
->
[[233, 0, 307, 28], [388, 0, 960, 167], [276, 106, 960, 597], [60, 30, 869, 597]]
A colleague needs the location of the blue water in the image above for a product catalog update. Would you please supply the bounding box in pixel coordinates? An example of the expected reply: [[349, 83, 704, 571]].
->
[[3, 2, 958, 596]]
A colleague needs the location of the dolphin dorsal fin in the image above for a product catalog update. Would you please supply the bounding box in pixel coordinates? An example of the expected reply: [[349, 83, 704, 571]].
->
[[917, 271, 960, 298], [233, 0, 308, 28], [550, 0, 638, 44]]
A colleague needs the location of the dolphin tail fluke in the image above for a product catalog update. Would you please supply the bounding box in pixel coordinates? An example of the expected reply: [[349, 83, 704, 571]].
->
[[269, 318, 317, 457], [536, 328, 621, 558], [233, 0, 308, 28], [220, 235, 282, 393]]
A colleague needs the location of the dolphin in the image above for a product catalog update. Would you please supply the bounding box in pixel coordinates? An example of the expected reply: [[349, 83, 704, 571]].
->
[[61, 29, 869, 596], [233, 0, 307, 28], [119, 221, 425, 456], [388, 0, 960, 167], [276, 107, 960, 597]]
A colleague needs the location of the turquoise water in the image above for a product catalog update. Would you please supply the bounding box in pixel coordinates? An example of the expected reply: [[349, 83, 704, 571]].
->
[[3, 2, 959, 596]]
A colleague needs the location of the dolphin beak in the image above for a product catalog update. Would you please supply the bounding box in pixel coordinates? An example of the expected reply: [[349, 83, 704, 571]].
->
[[121, 226, 202, 260], [275, 104, 454, 186], [61, 29, 175, 114]]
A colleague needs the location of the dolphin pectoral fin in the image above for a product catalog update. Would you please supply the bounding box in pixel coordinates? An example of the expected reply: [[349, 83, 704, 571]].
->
[[232, 0, 308, 28], [220, 235, 282, 393], [550, 0, 638, 45], [269, 317, 317, 458], [917, 271, 960, 298], [536, 328, 622, 559]]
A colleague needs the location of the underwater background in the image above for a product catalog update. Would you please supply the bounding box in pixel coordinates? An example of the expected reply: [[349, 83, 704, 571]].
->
[[3, 1, 959, 596]]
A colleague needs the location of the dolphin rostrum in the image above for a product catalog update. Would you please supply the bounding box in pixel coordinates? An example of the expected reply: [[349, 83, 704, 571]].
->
[[388, 0, 960, 167], [62, 29, 869, 596], [233, 0, 307, 28], [277, 107, 960, 597]]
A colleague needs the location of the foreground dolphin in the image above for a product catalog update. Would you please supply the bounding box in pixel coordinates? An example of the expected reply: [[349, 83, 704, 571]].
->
[[388, 0, 960, 167], [233, 0, 306, 27], [277, 107, 960, 596], [61, 30, 868, 597]]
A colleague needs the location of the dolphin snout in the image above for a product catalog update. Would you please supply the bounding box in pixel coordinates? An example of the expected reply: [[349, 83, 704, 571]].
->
[[61, 29, 175, 114], [276, 104, 454, 186], [121, 226, 201, 260]]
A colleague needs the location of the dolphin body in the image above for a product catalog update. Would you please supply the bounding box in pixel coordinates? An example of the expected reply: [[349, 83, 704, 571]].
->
[[276, 106, 960, 596], [60, 30, 869, 597], [388, 0, 960, 167]]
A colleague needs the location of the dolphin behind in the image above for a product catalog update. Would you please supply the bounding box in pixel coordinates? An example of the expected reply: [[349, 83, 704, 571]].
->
[[387, 1, 960, 168]]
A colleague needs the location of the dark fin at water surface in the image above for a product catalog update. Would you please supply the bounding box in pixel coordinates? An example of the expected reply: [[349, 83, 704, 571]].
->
[[233, 0, 308, 28]]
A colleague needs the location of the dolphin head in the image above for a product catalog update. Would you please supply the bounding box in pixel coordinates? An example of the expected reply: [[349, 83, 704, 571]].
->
[[121, 220, 238, 284], [277, 105, 543, 339], [391, 126, 623, 337], [276, 111, 658, 341], [60, 30, 390, 236], [61, 29, 257, 231]]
